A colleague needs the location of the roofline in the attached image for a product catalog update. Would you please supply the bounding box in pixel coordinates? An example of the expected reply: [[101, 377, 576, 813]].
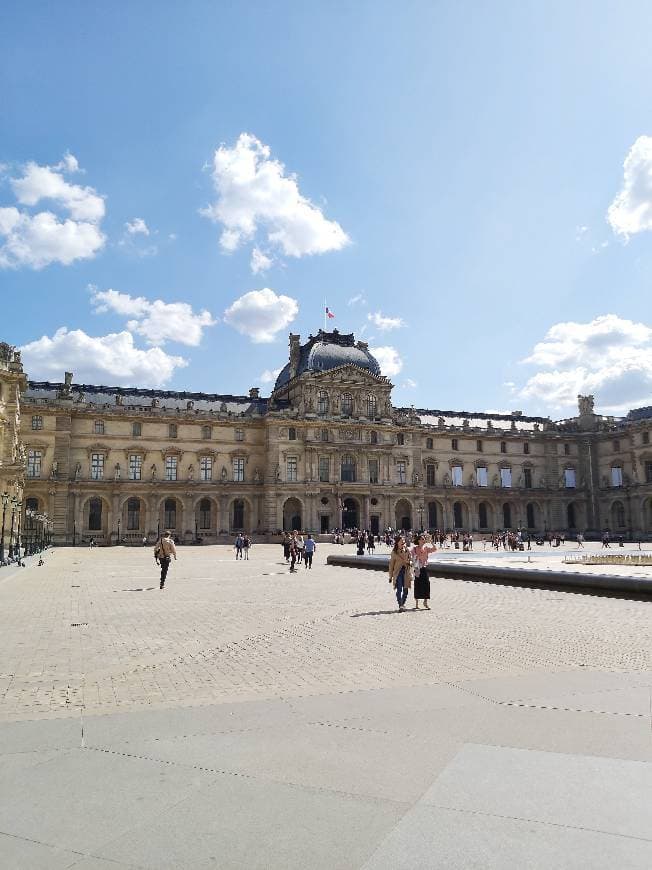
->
[[26, 381, 268, 403], [403, 407, 551, 424]]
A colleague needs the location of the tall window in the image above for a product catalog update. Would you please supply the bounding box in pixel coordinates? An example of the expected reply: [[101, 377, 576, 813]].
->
[[524, 467, 533, 489], [646, 461, 652, 483], [286, 457, 298, 482], [31, 415, 43, 430], [397, 461, 407, 484], [643, 431, 650, 445], [502, 503, 512, 528], [235, 428, 244, 442], [613, 439, 620, 452], [476, 439, 483, 452], [366, 395, 377, 419], [94, 420, 104, 434], [500, 441, 507, 453], [341, 393, 353, 416], [128, 454, 142, 481], [370, 430, 378, 444], [426, 437, 433, 450], [200, 456, 213, 481], [500, 467, 512, 488], [164, 498, 176, 529], [428, 502, 438, 528], [319, 456, 330, 482], [611, 466, 623, 487], [526, 503, 536, 528], [201, 425, 212, 440], [321, 428, 329, 442], [165, 456, 178, 481], [564, 468, 576, 488], [232, 499, 245, 529], [564, 443, 570, 455], [91, 453, 104, 481], [288, 427, 297, 440], [451, 438, 458, 451], [368, 459, 379, 484], [127, 497, 141, 531], [199, 498, 211, 529], [613, 501, 626, 528], [27, 449, 42, 478], [132, 422, 142, 437], [478, 503, 488, 528], [318, 391, 329, 415], [476, 466, 488, 487], [233, 457, 245, 482], [397, 433, 405, 446], [523, 442, 530, 454], [341, 454, 356, 482], [169, 423, 178, 439], [451, 465, 463, 486], [426, 464, 436, 486], [88, 498, 102, 530]]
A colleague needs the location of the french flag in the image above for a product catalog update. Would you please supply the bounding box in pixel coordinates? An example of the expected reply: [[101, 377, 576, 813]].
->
[[325, 306, 335, 319]]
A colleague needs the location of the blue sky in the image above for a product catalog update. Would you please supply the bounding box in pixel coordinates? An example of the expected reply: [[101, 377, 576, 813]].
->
[[2, 0, 652, 417]]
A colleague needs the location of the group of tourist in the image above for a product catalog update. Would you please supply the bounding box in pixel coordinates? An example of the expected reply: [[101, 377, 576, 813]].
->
[[388, 532, 437, 611], [282, 531, 317, 571]]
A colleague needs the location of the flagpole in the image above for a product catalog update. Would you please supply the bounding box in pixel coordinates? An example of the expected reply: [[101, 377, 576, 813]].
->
[[323, 298, 326, 333]]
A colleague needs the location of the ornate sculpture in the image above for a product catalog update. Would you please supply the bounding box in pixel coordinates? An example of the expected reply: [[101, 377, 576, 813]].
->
[[254, 467, 261, 483], [114, 462, 121, 480], [578, 394, 595, 416], [151, 464, 157, 480], [188, 464, 194, 481], [221, 466, 228, 481], [75, 462, 82, 480], [50, 460, 58, 479]]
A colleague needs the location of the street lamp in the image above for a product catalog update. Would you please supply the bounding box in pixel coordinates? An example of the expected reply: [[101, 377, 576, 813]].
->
[[0, 492, 9, 564], [417, 506, 424, 532], [15, 501, 22, 563], [8, 496, 18, 559], [117, 517, 121, 545]]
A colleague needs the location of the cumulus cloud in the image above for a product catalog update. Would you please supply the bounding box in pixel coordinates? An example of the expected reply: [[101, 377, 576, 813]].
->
[[224, 287, 299, 343], [20, 327, 187, 387], [202, 133, 349, 268], [517, 314, 652, 412], [370, 345, 403, 379], [125, 217, 150, 236], [250, 246, 273, 274], [607, 135, 652, 238], [259, 367, 282, 384], [0, 155, 105, 268], [367, 311, 405, 331], [90, 288, 216, 347]]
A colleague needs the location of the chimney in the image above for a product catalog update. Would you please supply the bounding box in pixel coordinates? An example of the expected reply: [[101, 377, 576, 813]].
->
[[289, 333, 301, 379]]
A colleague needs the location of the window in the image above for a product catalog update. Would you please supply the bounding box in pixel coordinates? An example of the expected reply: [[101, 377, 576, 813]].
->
[[476, 466, 488, 487], [199, 498, 211, 530], [613, 439, 620, 453], [199, 456, 213, 481], [91, 453, 104, 481], [611, 466, 623, 487], [524, 467, 533, 489], [321, 428, 329, 442], [232, 499, 245, 530], [523, 442, 530, 455], [397, 461, 407, 484], [169, 423, 178, 439], [165, 455, 178, 481], [614, 501, 626, 528], [127, 497, 141, 531], [397, 433, 405, 446], [286, 457, 298, 482], [164, 498, 176, 529], [643, 431, 650, 445], [341, 454, 356, 482], [564, 443, 570, 456], [201, 425, 212, 440], [31, 415, 43, 430], [288, 427, 297, 441], [476, 439, 483, 452], [370, 430, 378, 445], [27, 449, 42, 478], [451, 438, 458, 451], [564, 468, 576, 488], [129, 422, 141, 438], [319, 456, 330, 482], [128, 454, 142, 481], [426, 437, 433, 450], [88, 497, 102, 531], [233, 457, 245, 482], [366, 395, 377, 419], [646, 461, 652, 484], [341, 393, 353, 416], [94, 420, 105, 435], [368, 459, 379, 484], [426, 464, 436, 486], [451, 465, 463, 486], [500, 441, 507, 453], [235, 428, 244, 442], [318, 391, 329, 415], [500, 467, 512, 488], [478, 503, 488, 528], [526, 503, 535, 528]]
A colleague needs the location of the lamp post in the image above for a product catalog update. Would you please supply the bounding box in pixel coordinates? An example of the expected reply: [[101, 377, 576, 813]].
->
[[417, 505, 424, 532], [117, 517, 121, 546], [8, 497, 17, 559], [16, 501, 22, 563], [72, 519, 76, 547], [0, 492, 9, 564]]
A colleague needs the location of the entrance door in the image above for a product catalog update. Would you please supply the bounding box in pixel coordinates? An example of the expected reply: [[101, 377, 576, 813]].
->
[[342, 498, 358, 529], [370, 515, 380, 535], [320, 514, 330, 533]]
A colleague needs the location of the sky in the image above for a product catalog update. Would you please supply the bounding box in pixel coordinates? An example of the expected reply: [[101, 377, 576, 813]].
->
[[2, 0, 652, 418]]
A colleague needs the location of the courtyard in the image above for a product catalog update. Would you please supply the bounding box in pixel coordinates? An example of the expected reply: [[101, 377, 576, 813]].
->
[[0, 543, 650, 869]]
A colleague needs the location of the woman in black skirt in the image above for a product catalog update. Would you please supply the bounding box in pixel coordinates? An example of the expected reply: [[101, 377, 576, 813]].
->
[[411, 533, 437, 609]]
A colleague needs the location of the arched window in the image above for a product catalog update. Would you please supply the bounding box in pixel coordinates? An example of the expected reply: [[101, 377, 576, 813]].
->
[[232, 499, 245, 530], [370, 430, 378, 445], [428, 501, 438, 529], [317, 391, 329, 415], [502, 503, 512, 529], [89, 498, 102, 531], [613, 501, 625, 528], [127, 497, 141, 530], [397, 433, 405, 446], [321, 428, 329, 442], [341, 454, 356, 482], [164, 498, 177, 529], [526, 503, 535, 528], [199, 498, 211, 530], [341, 393, 353, 416], [288, 427, 297, 440], [201, 425, 212, 440], [478, 503, 488, 529], [453, 502, 464, 528], [366, 395, 377, 419], [426, 437, 433, 450]]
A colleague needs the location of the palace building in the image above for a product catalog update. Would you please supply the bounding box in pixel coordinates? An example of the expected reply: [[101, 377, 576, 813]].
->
[[2, 329, 652, 546]]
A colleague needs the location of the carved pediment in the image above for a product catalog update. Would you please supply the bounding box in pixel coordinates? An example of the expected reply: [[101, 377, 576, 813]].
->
[[308, 365, 390, 387]]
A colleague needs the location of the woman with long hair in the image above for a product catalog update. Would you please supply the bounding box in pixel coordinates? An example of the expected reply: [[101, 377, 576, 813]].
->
[[411, 533, 437, 609], [388, 536, 412, 611]]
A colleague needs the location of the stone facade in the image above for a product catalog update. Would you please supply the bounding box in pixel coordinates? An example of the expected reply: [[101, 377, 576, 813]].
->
[[0, 343, 28, 555], [5, 329, 652, 543]]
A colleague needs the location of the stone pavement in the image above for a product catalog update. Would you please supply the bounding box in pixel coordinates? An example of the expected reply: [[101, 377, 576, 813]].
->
[[0, 544, 650, 868]]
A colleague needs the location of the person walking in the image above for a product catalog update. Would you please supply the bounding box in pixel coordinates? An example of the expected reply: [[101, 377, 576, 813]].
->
[[388, 537, 412, 611], [243, 534, 251, 559], [154, 530, 177, 590], [283, 533, 291, 562], [576, 531, 584, 549], [304, 533, 316, 569], [411, 533, 437, 610], [234, 533, 244, 560], [289, 532, 298, 573]]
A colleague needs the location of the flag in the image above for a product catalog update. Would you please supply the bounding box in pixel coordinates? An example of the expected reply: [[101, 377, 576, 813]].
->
[[325, 306, 335, 319]]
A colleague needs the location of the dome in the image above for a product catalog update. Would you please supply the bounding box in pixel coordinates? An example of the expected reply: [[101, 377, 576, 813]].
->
[[274, 330, 382, 391]]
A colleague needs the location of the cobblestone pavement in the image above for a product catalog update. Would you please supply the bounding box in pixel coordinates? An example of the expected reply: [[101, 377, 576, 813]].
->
[[0, 543, 650, 721]]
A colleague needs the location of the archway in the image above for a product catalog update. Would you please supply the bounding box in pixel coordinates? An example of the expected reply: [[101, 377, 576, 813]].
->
[[198, 498, 213, 531], [395, 498, 412, 531], [478, 502, 491, 530], [125, 496, 144, 532], [502, 502, 512, 529], [567, 502, 577, 530], [283, 497, 303, 531], [645, 497, 652, 532], [526, 502, 536, 529], [342, 497, 359, 530], [231, 499, 245, 531], [611, 500, 626, 530], [162, 497, 182, 531], [427, 500, 438, 529], [83, 496, 110, 539]]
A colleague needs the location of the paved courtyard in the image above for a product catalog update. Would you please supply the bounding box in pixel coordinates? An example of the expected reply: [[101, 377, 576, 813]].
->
[[0, 543, 650, 869]]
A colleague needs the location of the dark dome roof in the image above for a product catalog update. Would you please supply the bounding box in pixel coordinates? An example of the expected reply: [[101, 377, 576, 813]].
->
[[274, 331, 381, 391]]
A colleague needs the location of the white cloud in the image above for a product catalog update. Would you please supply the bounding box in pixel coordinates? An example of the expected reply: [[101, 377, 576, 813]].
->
[[224, 287, 299, 343], [125, 217, 150, 236], [367, 311, 405, 331], [0, 155, 106, 269], [202, 133, 349, 268], [259, 367, 282, 384], [251, 246, 273, 274], [20, 327, 187, 387], [370, 345, 403, 379], [91, 288, 216, 347], [517, 314, 652, 412], [402, 378, 417, 389], [347, 293, 366, 306], [607, 135, 652, 238]]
